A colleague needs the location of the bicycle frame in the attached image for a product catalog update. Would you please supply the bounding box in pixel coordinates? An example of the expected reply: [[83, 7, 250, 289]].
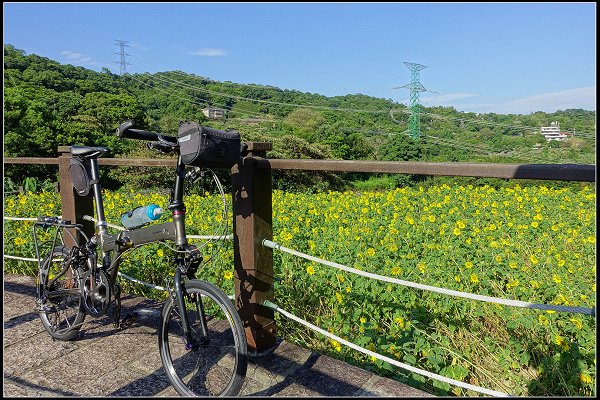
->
[[84, 151, 200, 345], [84, 154, 188, 283]]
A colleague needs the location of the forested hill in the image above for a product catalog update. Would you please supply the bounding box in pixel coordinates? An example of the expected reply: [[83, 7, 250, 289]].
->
[[3, 44, 596, 188]]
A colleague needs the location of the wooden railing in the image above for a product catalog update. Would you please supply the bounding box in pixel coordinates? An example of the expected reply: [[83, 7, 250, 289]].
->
[[4, 145, 596, 352]]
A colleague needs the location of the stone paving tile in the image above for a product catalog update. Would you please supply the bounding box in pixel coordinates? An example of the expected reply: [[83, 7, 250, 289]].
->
[[18, 359, 88, 394], [3, 290, 34, 306], [268, 379, 329, 397], [155, 384, 179, 397], [254, 339, 314, 375], [2, 380, 41, 397], [80, 367, 171, 397], [239, 376, 273, 396], [3, 274, 38, 293], [241, 339, 315, 396], [273, 353, 371, 397], [3, 375, 81, 397], [3, 277, 39, 315], [20, 328, 155, 393], [78, 313, 156, 342], [3, 274, 432, 397], [356, 374, 435, 397], [3, 331, 79, 376], [3, 312, 46, 348], [126, 341, 167, 378], [3, 290, 38, 320]]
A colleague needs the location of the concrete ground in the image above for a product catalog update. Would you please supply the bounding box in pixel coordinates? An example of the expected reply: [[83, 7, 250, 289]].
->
[[3, 273, 431, 397]]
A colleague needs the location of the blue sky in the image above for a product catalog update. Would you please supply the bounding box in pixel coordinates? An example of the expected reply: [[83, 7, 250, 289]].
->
[[3, 2, 596, 115]]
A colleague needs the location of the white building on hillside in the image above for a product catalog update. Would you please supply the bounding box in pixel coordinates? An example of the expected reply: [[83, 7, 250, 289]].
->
[[540, 121, 568, 141], [202, 108, 226, 119]]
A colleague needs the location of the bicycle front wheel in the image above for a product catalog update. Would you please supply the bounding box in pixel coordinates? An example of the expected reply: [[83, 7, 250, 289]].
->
[[37, 245, 86, 341], [159, 279, 247, 396]]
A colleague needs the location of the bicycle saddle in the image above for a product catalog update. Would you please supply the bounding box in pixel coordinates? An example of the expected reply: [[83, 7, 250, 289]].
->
[[70, 146, 110, 159]]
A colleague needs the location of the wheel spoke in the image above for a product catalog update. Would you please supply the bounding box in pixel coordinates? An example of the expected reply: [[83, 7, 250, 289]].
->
[[159, 280, 247, 396], [37, 246, 85, 341]]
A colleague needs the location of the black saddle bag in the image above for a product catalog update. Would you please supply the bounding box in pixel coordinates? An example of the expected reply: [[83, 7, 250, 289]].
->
[[68, 158, 97, 196], [177, 121, 241, 169]]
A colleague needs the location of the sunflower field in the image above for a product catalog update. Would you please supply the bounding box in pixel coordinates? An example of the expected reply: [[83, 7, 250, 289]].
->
[[3, 182, 596, 396]]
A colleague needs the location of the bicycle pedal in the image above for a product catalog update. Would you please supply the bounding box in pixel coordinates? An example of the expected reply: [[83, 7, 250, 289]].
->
[[118, 313, 138, 327]]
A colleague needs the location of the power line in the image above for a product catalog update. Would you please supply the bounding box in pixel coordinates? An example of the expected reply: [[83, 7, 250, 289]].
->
[[421, 110, 596, 139], [128, 52, 393, 114], [124, 52, 593, 162], [125, 72, 267, 119], [129, 73, 582, 163], [342, 124, 542, 162], [128, 51, 595, 138], [131, 72, 490, 158], [384, 111, 579, 162]]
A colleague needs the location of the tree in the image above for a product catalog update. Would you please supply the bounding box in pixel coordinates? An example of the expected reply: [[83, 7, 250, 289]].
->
[[322, 132, 374, 160], [379, 134, 422, 161], [283, 108, 326, 141]]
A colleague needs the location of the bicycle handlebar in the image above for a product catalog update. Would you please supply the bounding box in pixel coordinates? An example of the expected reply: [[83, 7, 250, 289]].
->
[[116, 121, 178, 144]]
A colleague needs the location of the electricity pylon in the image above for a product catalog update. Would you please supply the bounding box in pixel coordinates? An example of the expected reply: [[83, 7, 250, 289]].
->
[[394, 62, 428, 140], [114, 39, 130, 75]]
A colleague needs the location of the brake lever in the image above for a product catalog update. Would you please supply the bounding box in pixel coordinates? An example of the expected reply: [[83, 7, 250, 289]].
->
[[157, 133, 178, 147], [147, 142, 173, 154]]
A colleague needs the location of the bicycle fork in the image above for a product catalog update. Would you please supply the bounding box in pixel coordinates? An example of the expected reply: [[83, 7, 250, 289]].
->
[[173, 269, 210, 351]]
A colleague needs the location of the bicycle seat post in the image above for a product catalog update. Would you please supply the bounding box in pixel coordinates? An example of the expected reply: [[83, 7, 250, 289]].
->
[[68, 146, 110, 237], [169, 154, 189, 247], [88, 157, 108, 236]]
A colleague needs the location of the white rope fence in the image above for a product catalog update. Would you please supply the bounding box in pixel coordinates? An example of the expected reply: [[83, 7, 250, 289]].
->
[[262, 239, 596, 317], [117, 271, 167, 291], [3, 251, 169, 291], [1, 215, 233, 240], [3, 255, 238, 300], [3, 215, 232, 291], [4, 216, 62, 221], [5, 216, 594, 316], [263, 300, 512, 397], [81, 215, 234, 240], [263, 240, 595, 317], [3, 254, 39, 262]]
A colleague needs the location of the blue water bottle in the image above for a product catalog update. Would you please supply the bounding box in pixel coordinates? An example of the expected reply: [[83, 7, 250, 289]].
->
[[120, 204, 163, 230]]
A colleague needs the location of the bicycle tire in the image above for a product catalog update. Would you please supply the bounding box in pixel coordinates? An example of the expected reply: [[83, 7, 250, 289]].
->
[[159, 279, 247, 396], [37, 245, 86, 341]]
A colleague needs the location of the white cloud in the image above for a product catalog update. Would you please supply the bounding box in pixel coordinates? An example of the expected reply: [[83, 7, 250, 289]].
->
[[60, 50, 97, 66], [455, 86, 596, 114], [186, 48, 228, 57]]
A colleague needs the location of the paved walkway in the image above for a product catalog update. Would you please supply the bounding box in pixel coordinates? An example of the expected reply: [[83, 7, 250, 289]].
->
[[3, 273, 431, 397]]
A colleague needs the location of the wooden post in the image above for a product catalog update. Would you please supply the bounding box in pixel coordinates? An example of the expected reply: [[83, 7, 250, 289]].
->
[[231, 142, 276, 353], [58, 146, 94, 247]]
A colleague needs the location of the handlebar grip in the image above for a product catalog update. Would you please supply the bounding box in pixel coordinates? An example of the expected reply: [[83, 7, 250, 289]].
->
[[116, 121, 177, 143]]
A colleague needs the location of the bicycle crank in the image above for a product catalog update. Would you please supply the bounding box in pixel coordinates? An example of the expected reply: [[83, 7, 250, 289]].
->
[[82, 269, 111, 317]]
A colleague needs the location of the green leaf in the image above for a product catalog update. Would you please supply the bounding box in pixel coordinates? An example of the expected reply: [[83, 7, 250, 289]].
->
[[432, 379, 451, 392], [403, 353, 417, 365]]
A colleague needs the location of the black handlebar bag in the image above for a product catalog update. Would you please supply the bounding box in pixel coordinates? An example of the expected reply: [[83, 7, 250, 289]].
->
[[177, 121, 241, 169]]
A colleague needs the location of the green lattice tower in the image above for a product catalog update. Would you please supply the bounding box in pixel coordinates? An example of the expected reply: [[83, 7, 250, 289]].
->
[[399, 62, 427, 140]]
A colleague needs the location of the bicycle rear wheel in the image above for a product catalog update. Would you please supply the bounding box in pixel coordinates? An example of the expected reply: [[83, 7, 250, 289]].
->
[[159, 279, 247, 396], [37, 245, 86, 341]]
